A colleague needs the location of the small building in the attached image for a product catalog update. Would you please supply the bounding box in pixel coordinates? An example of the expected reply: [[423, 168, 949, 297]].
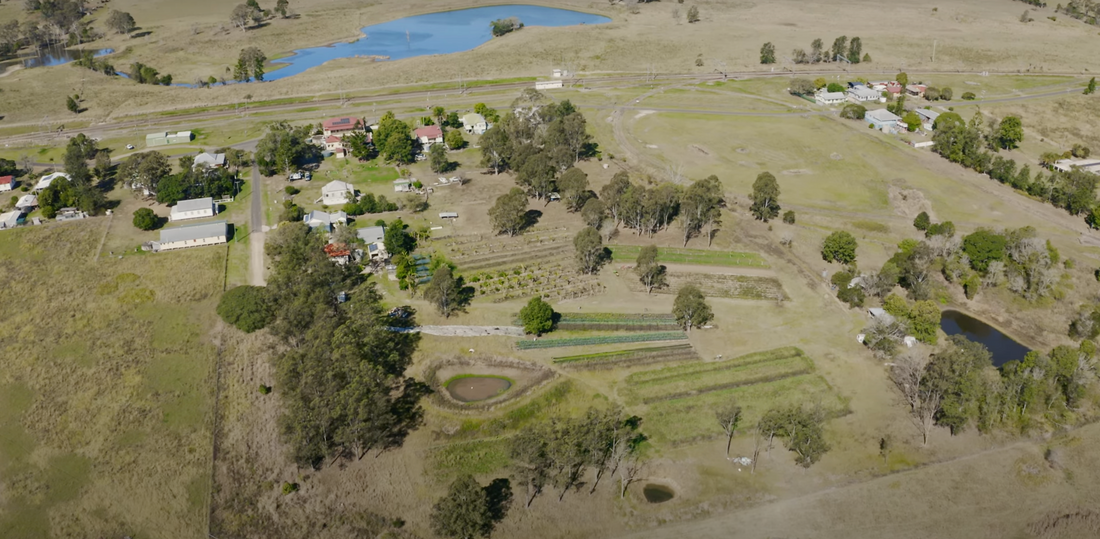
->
[[55, 207, 87, 221], [0, 210, 21, 230], [15, 194, 37, 210], [885, 82, 904, 96], [552, 69, 564, 78], [193, 152, 226, 169], [906, 84, 927, 98], [303, 209, 347, 231], [438, 212, 458, 220], [414, 125, 444, 148], [357, 225, 388, 260], [815, 91, 847, 106], [461, 113, 489, 135], [323, 136, 348, 158], [1053, 159, 1100, 175], [319, 180, 355, 205], [0, 175, 14, 192], [322, 117, 363, 138], [393, 179, 412, 193], [155, 220, 228, 252], [169, 197, 217, 222], [868, 307, 896, 325], [535, 80, 563, 90], [865, 109, 901, 131], [323, 243, 353, 265], [847, 85, 882, 104], [146, 131, 192, 147], [914, 109, 940, 130], [35, 172, 70, 192]]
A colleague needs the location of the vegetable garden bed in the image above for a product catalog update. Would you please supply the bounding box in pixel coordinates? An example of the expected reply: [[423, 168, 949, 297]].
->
[[608, 245, 769, 268], [515, 331, 687, 350], [552, 343, 699, 368]]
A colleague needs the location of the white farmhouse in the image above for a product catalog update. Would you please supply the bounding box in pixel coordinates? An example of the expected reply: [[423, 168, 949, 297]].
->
[[815, 91, 847, 106], [319, 181, 355, 205], [169, 197, 217, 222], [155, 221, 228, 252], [35, 172, 70, 192], [461, 113, 489, 135], [193, 152, 226, 169]]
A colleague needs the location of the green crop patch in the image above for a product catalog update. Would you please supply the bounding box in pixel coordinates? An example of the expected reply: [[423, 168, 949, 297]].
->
[[608, 245, 769, 268], [553, 344, 699, 368], [515, 331, 688, 350]]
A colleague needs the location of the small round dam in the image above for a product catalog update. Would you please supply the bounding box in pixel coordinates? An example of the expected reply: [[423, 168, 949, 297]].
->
[[445, 376, 513, 403]]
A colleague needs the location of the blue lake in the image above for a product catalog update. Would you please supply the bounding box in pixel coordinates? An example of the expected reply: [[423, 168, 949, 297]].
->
[[265, 5, 610, 81], [940, 310, 1031, 367]]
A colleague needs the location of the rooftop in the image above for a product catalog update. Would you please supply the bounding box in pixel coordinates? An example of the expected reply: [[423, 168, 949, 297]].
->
[[194, 152, 226, 167], [866, 109, 901, 122], [322, 180, 354, 194], [323, 117, 363, 131], [818, 91, 846, 100], [357, 225, 386, 244], [0, 176, 13, 186], [171, 197, 214, 214], [414, 125, 443, 139], [461, 112, 486, 124], [848, 86, 880, 98], [159, 220, 228, 244]]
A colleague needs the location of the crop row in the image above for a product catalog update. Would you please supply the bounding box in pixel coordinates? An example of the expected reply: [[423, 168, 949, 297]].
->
[[622, 273, 786, 301], [626, 356, 813, 404], [558, 312, 677, 322], [643, 374, 850, 446], [607, 245, 769, 268], [626, 347, 805, 385], [515, 331, 687, 350], [552, 344, 699, 369]]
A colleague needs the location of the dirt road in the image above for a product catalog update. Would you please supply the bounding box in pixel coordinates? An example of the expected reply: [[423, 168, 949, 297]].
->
[[249, 160, 266, 286]]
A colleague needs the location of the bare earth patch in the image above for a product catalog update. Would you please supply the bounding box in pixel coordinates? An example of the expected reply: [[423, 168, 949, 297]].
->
[[889, 186, 935, 221]]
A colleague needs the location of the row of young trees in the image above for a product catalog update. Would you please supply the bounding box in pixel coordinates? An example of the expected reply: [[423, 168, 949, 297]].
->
[[761, 36, 867, 65]]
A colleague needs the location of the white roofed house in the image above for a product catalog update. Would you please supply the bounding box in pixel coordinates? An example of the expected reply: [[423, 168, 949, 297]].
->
[[15, 194, 38, 211], [461, 113, 488, 135], [815, 91, 847, 106], [35, 172, 70, 192], [303, 210, 348, 232], [393, 179, 412, 193], [847, 85, 883, 104], [193, 152, 226, 169], [0, 210, 22, 230], [356, 225, 388, 261], [914, 109, 940, 131], [169, 197, 217, 222], [154, 220, 228, 252], [318, 181, 355, 205]]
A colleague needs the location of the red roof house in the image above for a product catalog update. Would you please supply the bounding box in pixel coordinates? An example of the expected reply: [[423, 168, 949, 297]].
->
[[322, 117, 363, 137], [414, 125, 444, 146], [0, 176, 14, 192]]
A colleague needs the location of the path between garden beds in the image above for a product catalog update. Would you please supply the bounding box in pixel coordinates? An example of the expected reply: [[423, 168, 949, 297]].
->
[[389, 325, 526, 337]]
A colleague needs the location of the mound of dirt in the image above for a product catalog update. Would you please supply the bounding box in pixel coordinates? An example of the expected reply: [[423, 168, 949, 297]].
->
[[889, 186, 935, 220]]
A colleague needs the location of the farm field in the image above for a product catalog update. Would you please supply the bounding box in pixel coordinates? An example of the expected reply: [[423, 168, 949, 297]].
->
[[515, 331, 688, 350], [552, 343, 699, 368], [620, 271, 787, 301], [607, 245, 770, 268], [0, 221, 224, 539]]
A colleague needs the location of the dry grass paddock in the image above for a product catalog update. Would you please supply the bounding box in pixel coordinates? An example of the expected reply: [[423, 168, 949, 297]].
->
[[3, 0, 1100, 125], [0, 220, 225, 539]]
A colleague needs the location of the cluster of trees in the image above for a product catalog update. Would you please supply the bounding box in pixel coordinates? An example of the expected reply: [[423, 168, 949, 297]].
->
[[773, 36, 866, 65], [373, 112, 415, 164], [479, 92, 593, 190], [1057, 0, 1100, 25], [344, 193, 397, 216], [37, 134, 106, 218], [129, 61, 172, 85], [71, 49, 115, 75], [430, 475, 512, 539], [230, 1, 266, 31], [234, 47, 267, 82], [21, 0, 92, 48], [157, 155, 241, 205], [922, 86, 954, 101], [422, 260, 474, 318], [105, 10, 136, 34], [253, 222, 429, 467], [1040, 143, 1092, 167], [933, 113, 1100, 224], [255, 122, 321, 176], [509, 407, 647, 506], [489, 17, 523, 37], [860, 294, 942, 354], [891, 336, 1095, 444]]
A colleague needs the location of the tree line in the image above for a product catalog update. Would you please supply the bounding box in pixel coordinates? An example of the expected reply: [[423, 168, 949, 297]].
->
[[1057, 0, 1100, 25], [890, 336, 1095, 444], [932, 113, 1100, 225], [216, 222, 430, 468]]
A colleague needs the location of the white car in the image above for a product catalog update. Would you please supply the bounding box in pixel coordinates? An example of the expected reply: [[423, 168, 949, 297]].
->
[[126, 144, 135, 150]]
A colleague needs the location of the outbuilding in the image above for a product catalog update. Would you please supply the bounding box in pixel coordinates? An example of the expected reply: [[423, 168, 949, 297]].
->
[[155, 220, 228, 251], [393, 179, 412, 193], [169, 197, 217, 222], [914, 109, 940, 130], [438, 212, 458, 219], [146, 131, 192, 147], [865, 109, 901, 132]]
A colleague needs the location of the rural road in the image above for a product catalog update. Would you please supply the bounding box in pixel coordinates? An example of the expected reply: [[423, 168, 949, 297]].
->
[[249, 159, 266, 286], [391, 326, 525, 337]]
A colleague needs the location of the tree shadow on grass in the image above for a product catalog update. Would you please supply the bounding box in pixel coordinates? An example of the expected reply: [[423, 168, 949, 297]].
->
[[523, 209, 542, 232]]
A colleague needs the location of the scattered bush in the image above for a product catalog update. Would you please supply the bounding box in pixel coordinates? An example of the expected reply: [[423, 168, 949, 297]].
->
[[217, 285, 274, 333], [284, 186, 300, 195], [259, 384, 272, 394], [281, 482, 299, 495], [782, 210, 796, 224], [132, 207, 158, 230]]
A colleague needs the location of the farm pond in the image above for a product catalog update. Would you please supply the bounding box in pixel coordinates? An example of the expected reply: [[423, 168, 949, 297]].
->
[[265, 5, 611, 80], [940, 310, 1030, 367], [445, 376, 512, 403], [643, 484, 675, 503]]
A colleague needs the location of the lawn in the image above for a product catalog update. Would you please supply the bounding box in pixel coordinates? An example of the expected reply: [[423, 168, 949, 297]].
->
[[0, 221, 223, 539]]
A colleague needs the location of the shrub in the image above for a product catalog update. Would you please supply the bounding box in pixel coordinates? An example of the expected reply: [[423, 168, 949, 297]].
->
[[519, 296, 555, 335], [962, 92, 976, 100], [913, 211, 930, 231], [217, 285, 274, 333], [259, 384, 272, 394], [282, 482, 299, 495], [132, 207, 158, 230], [782, 210, 796, 224], [284, 186, 300, 195], [840, 104, 866, 120]]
